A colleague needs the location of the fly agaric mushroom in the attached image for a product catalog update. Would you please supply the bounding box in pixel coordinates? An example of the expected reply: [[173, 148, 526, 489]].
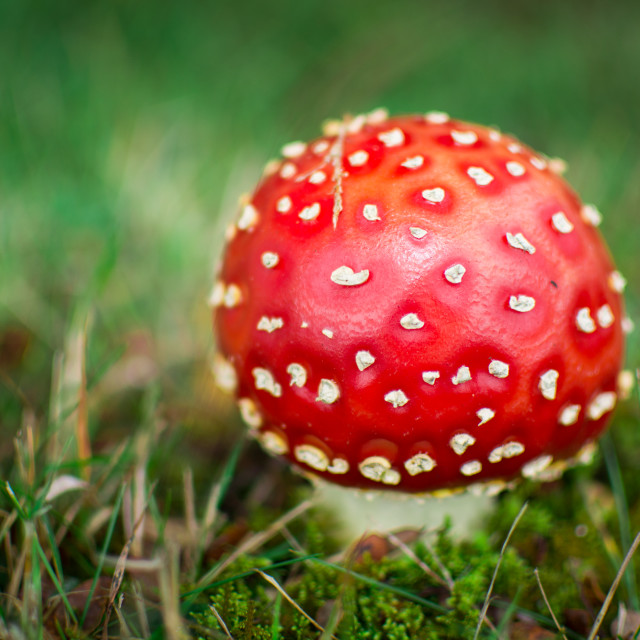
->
[[211, 109, 628, 496]]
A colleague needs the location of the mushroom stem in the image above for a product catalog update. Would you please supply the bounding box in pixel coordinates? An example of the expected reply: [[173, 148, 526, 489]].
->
[[316, 482, 496, 541]]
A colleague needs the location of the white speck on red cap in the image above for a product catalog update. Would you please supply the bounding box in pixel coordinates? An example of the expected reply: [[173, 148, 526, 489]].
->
[[581, 204, 602, 227], [452, 366, 472, 385], [356, 350, 375, 371], [208, 281, 225, 307], [608, 271, 627, 293], [488, 442, 525, 463], [238, 398, 263, 429], [378, 128, 405, 147], [295, 444, 329, 471], [539, 370, 560, 400], [366, 107, 389, 124], [576, 308, 596, 333], [450, 433, 475, 455], [385, 390, 409, 408], [400, 313, 424, 330], [559, 404, 581, 426], [467, 166, 494, 186], [521, 455, 553, 478], [422, 371, 440, 385], [445, 264, 466, 284], [422, 187, 445, 203], [359, 456, 401, 485], [451, 130, 477, 145], [401, 155, 424, 169], [597, 304, 615, 328], [252, 367, 282, 397], [287, 363, 307, 387], [312, 140, 330, 155], [212, 355, 237, 393], [317, 379, 340, 404], [260, 431, 289, 456], [460, 460, 482, 476], [330, 266, 370, 286], [549, 158, 568, 174], [477, 408, 495, 425], [237, 204, 259, 231], [506, 161, 526, 177], [261, 252, 280, 268], [281, 141, 306, 158], [425, 111, 449, 124], [618, 370, 635, 400], [405, 453, 436, 475], [509, 295, 536, 313], [257, 316, 284, 333], [280, 162, 297, 179], [223, 284, 242, 308], [348, 150, 369, 167], [363, 204, 381, 221], [530, 156, 547, 170], [309, 170, 327, 184], [346, 114, 367, 134], [299, 203, 321, 220], [551, 212, 574, 234], [506, 232, 536, 254], [410, 227, 428, 239], [276, 196, 292, 213], [328, 458, 349, 474], [587, 392, 617, 420], [489, 360, 509, 378]]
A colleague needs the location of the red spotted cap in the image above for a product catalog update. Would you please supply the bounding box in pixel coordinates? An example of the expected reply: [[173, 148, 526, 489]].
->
[[211, 109, 628, 495]]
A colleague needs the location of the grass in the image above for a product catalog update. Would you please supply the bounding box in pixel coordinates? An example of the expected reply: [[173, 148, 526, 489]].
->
[[1, 0, 640, 637]]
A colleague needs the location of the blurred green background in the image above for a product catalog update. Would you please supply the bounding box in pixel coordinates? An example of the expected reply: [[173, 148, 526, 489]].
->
[[1, 0, 639, 433]]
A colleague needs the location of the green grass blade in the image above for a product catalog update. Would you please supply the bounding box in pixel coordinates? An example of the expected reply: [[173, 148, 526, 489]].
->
[[3, 481, 28, 521], [79, 482, 126, 627], [600, 431, 639, 609], [35, 539, 78, 624]]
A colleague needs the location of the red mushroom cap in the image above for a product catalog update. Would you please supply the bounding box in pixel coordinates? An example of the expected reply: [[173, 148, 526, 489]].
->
[[212, 110, 627, 495]]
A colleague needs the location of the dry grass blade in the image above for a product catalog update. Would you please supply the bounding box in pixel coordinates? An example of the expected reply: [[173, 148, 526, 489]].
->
[[131, 580, 151, 639], [49, 310, 92, 476], [386, 531, 452, 590], [183, 467, 198, 543], [587, 529, 640, 640], [1, 510, 18, 578], [256, 570, 335, 639], [102, 483, 156, 639], [474, 501, 528, 640], [196, 497, 315, 588], [159, 543, 189, 640], [200, 475, 225, 551], [329, 120, 346, 228], [418, 531, 455, 591], [534, 568, 568, 640], [112, 594, 135, 638], [207, 603, 234, 639], [182, 467, 198, 572], [6, 530, 29, 604]]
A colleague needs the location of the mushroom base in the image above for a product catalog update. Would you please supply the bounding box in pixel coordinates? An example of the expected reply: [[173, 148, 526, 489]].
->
[[315, 482, 500, 541]]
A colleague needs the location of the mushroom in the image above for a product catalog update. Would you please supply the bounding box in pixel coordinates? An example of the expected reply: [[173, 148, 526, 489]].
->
[[212, 109, 627, 497]]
